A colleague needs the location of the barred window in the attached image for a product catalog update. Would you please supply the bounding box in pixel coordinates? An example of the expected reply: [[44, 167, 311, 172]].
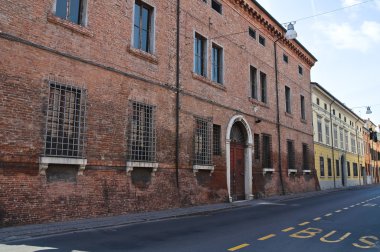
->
[[128, 101, 156, 162], [302, 143, 310, 170], [213, 124, 221, 155], [254, 133, 260, 160], [44, 81, 87, 158], [262, 134, 272, 168], [194, 117, 212, 165], [287, 140, 295, 170]]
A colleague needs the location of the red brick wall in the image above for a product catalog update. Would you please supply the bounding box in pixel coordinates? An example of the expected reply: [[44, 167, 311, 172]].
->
[[0, 0, 317, 226]]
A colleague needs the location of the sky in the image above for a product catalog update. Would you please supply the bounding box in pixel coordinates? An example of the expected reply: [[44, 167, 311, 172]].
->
[[256, 0, 380, 126]]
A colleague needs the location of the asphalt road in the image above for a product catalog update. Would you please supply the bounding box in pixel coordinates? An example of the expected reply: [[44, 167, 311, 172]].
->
[[2, 186, 380, 252]]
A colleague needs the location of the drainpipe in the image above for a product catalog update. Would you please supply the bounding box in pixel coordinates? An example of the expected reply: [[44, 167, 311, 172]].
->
[[329, 100, 336, 188], [355, 118, 361, 185], [274, 39, 285, 195], [175, 0, 180, 188]]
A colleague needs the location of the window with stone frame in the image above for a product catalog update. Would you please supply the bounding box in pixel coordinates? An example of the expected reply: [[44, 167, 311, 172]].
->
[[320, 156, 325, 177], [194, 117, 212, 165], [285, 86, 291, 114], [327, 158, 332, 176], [250, 66, 258, 100], [260, 71, 267, 104], [325, 121, 330, 145], [262, 134, 272, 168], [211, 43, 223, 84], [336, 159, 340, 176], [353, 163, 358, 176], [133, 0, 154, 53], [55, 0, 87, 25], [300, 95, 306, 120], [317, 116, 323, 143], [347, 161, 351, 177], [44, 80, 87, 158], [127, 101, 156, 162]]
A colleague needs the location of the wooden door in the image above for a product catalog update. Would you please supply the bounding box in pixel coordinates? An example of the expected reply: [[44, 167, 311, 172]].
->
[[230, 143, 245, 201]]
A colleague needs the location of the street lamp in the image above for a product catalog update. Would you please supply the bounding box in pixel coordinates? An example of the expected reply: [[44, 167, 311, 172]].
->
[[351, 106, 373, 116], [274, 22, 298, 195]]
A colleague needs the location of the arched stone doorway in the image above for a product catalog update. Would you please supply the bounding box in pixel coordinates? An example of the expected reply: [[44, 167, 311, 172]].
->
[[226, 115, 253, 202]]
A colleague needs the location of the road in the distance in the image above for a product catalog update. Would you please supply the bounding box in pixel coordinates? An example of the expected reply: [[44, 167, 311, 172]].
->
[[2, 186, 380, 252]]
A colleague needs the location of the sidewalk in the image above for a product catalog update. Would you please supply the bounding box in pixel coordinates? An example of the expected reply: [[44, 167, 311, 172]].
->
[[0, 184, 376, 243]]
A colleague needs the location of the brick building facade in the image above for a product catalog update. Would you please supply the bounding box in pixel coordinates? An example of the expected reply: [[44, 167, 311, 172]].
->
[[0, 0, 317, 226]]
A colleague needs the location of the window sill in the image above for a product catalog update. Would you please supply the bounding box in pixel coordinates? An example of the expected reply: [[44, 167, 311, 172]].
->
[[300, 118, 307, 124], [288, 169, 297, 176], [192, 72, 226, 91], [285, 112, 293, 118], [127, 46, 158, 65], [126, 161, 158, 176], [248, 97, 270, 109], [39, 156, 87, 175], [303, 169, 312, 174], [193, 165, 214, 176], [263, 168, 274, 175], [47, 13, 93, 37]]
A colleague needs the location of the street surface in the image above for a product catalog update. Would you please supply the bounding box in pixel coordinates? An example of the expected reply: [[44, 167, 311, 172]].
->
[[1, 186, 380, 252]]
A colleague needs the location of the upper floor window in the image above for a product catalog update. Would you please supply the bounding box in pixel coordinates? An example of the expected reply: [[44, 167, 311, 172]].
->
[[250, 66, 258, 99], [324, 103, 327, 110], [211, 0, 222, 14], [300, 95, 306, 120], [260, 72, 267, 103], [298, 65, 303, 75], [285, 86, 291, 113], [317, 116, 323, 143], [248, 27, 256, 39], [45, 81, 87, 158], [325, 121, 330, 145], [194, 33, 207, 77], [316, 98, 320, 105], [128, 101, 156, 162], [133, 1, 154, 53], [259, 35, 266, 46], [211, 44, 223, 84], [56, 0, 87, 25], [283, 54, 289, 63]]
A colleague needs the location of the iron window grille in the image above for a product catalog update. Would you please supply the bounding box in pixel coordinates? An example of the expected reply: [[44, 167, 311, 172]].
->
[[133, 0, 153, 53], [320, 156, 325, 177], [302, 143, 310, 170], [262, 134, 272, 168], [213, 124, 221, 155], [44, 79, 87, 158], [127, 101, 156, 162], [56, 0, 86, 25], [194, 117, 212, 165], [287, 140, 295, 170]]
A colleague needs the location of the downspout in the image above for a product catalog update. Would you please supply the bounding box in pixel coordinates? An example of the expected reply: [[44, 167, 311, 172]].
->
[[355, 118, 361, 185], [329, 100, 336, 188], [175, 0, 180, 188], [274, 39, 285, 195]]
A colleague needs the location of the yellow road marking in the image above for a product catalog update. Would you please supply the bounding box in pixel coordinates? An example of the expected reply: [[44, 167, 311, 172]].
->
[[335, 210, 342, 213], [299, 222, 310, 226], [313, 217, 322, 221], [258, 234, 276, 241], [282, 227, 295, 232], [228, 243, 250, 251], [325, 213, 333, 217]]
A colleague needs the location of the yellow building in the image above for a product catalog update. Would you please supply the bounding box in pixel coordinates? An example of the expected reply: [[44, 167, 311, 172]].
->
[[311, 83, 365, 189]]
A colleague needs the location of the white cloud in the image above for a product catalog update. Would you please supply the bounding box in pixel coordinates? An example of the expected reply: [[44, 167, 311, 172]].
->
[[314, 21, 380, 52], [376, 0, 380, 10], [341, 0, 361, 7]]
